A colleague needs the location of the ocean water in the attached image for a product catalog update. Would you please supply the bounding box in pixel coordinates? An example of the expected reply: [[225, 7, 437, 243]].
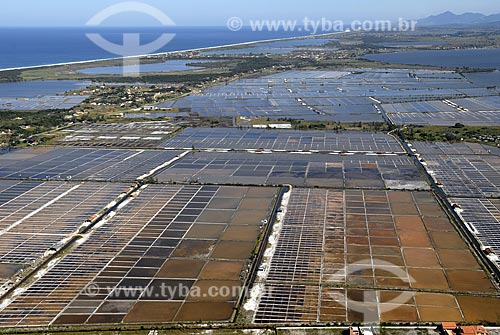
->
[[364, 48, 500, 69], [0, 27, 322, 70]]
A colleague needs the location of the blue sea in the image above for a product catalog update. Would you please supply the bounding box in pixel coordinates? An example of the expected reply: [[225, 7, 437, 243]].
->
[[0, 27, 321, 70]]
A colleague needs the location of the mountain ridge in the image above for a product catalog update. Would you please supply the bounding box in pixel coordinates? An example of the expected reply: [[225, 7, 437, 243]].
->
[[418, 11, 500, 27]]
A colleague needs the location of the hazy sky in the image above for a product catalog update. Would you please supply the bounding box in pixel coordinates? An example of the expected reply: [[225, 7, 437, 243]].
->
[[1, 0, 499, 27]]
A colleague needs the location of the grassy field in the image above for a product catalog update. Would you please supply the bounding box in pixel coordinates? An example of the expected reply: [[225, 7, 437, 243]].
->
[[236, 117, 391, 132], [398, 125, 500, 146]]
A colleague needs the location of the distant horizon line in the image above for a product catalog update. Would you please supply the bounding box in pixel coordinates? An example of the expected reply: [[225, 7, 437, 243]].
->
[[0, 25, 239, 28], [0, 10, 499, 29]]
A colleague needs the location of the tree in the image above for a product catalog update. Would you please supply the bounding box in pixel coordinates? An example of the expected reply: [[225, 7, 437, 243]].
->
[[445, 132, 458, 141]]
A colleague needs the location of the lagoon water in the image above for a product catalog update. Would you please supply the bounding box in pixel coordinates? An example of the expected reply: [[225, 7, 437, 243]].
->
[[0, 80, 91, 98], [376, 42, 445, 47], [202, 38, 334, 55], [463, 71, 500, 87], [78, 59, 218, 75], [364, 48, 500, 69]]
